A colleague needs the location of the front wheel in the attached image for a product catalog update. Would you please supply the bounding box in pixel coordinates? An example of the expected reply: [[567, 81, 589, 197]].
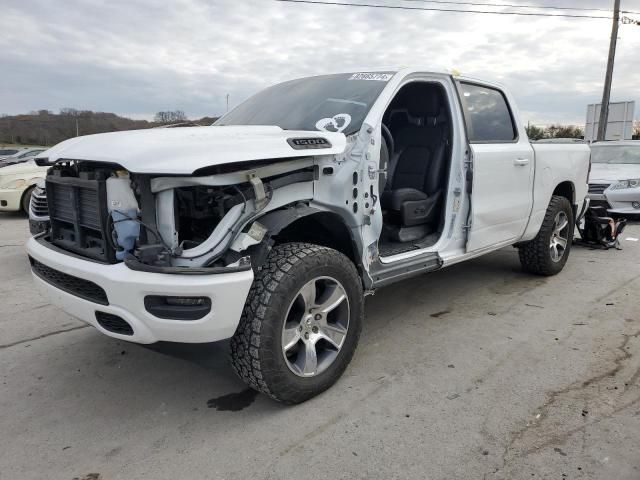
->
[[21, 186, 34, 215], [230, 243, 363, 404], [518, 195, 574, 276]]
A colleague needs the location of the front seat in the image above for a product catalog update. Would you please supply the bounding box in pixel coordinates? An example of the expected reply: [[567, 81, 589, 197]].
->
[[381, 90, 448, 242]]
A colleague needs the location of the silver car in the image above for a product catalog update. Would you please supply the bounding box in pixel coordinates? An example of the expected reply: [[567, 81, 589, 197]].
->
[[0, 148, 46, 167], [588, 141, 640, 215]]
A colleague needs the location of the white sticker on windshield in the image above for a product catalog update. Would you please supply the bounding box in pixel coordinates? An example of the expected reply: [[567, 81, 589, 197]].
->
[[315, 113, 352, 133], [348, 72, 392, 81]]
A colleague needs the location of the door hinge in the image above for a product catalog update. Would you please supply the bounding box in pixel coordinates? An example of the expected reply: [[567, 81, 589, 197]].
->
[[368, 165, 385, 180], [464, 151, 473, 168]]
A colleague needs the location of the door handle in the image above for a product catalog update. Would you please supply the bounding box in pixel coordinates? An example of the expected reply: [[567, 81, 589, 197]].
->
[[514, 158, 530, 166]]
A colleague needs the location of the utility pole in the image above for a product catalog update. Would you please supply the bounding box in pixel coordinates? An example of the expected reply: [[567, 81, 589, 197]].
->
[[226, 94, 230, 113], [75, 118, 79, 137], [596, 0, 621, 141]]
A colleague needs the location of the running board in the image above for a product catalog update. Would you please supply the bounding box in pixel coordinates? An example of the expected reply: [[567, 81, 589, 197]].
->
[[369, 252, 443, 288]]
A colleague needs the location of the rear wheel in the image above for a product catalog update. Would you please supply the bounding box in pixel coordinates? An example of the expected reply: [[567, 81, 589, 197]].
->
[[518, 195, 574, 276], [230, 243, 363, 404]]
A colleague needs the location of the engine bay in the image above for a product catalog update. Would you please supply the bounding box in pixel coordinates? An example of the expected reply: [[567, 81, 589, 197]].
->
[[43, 160, 250, 268], [41, 158, 316, 270]]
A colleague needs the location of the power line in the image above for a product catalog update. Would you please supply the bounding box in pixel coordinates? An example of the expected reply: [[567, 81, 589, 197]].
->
[[274, 0, 613, 19], [407, 0, 640, 15], [403, 0, 616, 13]]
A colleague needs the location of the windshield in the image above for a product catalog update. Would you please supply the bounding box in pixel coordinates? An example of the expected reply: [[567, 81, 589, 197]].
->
[[214, 72, 394, 136], [591, 144, 640, 164], [18, 150, 43, 158]]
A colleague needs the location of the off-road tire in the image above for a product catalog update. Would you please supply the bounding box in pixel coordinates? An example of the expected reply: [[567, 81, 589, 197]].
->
[[21, 186, 34, 215], [518, 195, 574, 276], [230, 242, 363, 404]]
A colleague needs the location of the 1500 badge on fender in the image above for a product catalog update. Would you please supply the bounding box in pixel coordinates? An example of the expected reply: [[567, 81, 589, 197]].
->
[[287, 137, 332, 149]]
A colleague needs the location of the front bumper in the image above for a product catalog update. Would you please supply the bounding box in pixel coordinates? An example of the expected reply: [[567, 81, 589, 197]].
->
[[588, 186, 640, 215], [0, 188, 23, 211], [26, 237, 254, 344]]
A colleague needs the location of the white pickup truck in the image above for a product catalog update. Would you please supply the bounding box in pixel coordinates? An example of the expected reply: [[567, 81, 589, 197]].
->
[[27, 69, 590, 403]]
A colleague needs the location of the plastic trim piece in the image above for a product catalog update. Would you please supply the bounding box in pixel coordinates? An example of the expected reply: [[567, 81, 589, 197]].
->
[[124, 256, 251, 275], [144, 295, 212, 320], [369, 251, 443, 288]]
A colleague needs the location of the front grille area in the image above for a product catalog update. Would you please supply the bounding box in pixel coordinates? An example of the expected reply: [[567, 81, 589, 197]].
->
[[588, 183, 610, 194], [30, 187, 49, 218], [95, 312, 133, 336], [46, 174, 115, 263], [50, 184, 101, 229], [29, 219, 49, 236], [29, 256, 109, 305]]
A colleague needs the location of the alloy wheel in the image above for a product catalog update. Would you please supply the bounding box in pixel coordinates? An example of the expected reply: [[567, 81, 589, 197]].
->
[[550, 211, 569, 262], [281, 276, 350, 377]]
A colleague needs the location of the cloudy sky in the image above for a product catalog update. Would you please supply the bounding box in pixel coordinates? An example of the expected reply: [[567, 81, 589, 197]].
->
[[1, 0, 639, 125]]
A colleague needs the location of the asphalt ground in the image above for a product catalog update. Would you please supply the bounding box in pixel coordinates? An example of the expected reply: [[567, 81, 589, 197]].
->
[[1, 212, 639, 480]]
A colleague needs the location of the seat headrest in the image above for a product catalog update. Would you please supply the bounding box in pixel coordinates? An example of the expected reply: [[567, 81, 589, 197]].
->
[[390, 108, 447, 128], [408, 90, 440, 117], [393, 84, 442, 117]]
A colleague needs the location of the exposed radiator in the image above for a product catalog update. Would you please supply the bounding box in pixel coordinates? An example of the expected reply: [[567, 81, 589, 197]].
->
[[46, 174, 115, 263]]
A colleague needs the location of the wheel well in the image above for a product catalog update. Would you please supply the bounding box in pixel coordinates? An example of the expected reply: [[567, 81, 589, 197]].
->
[[273, 212, 358, 264], [552, 181, 575, 205]]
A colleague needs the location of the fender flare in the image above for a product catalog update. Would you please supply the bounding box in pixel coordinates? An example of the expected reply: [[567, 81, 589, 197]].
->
[[252, 204, 365, 282], [257, 203, 323, 236]]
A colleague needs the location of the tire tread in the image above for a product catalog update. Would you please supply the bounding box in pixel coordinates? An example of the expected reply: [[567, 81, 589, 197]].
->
[[230, 242, 362, 404], [518, 195, 573, 276]]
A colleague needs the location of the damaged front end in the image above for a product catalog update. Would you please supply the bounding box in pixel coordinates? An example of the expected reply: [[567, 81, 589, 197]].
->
[[42, 156, 316, 273]]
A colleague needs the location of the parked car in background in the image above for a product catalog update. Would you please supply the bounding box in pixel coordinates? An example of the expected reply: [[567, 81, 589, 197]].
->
[[28, 180, 50, 234], [588, 141, 640, 215], [0, 148, 47, 168], [0, 160, 49, 214], [0, 148, 25, 158]]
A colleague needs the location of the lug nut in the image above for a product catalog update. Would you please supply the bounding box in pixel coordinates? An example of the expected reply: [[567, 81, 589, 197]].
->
[[314, 314, 322, 320], [299, 326, 303, 331], [304, 332, 309, 339], [312, 326, 318, 333]]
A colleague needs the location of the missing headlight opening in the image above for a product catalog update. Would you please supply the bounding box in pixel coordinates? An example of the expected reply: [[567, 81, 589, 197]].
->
[[175, 185, 246, 250], [42, 158, 315, 270]]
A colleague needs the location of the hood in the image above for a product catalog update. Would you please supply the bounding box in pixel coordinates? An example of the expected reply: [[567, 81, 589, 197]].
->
[[0, 160, 47, 176], [589, 163, 640, 183], [36, 126, 347, 175]]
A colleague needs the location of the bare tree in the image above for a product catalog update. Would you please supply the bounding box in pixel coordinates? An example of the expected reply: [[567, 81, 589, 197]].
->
[[154, 110, 188, 124], [0, 110, 154, 146], [60, 108, 80, 116]]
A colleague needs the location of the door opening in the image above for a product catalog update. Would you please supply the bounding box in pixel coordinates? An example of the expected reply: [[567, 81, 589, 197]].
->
[[378, 82, 453, 257]]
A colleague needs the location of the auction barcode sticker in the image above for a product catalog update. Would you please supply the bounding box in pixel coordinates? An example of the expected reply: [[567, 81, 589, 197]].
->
[[349, 73, 393, 81]]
